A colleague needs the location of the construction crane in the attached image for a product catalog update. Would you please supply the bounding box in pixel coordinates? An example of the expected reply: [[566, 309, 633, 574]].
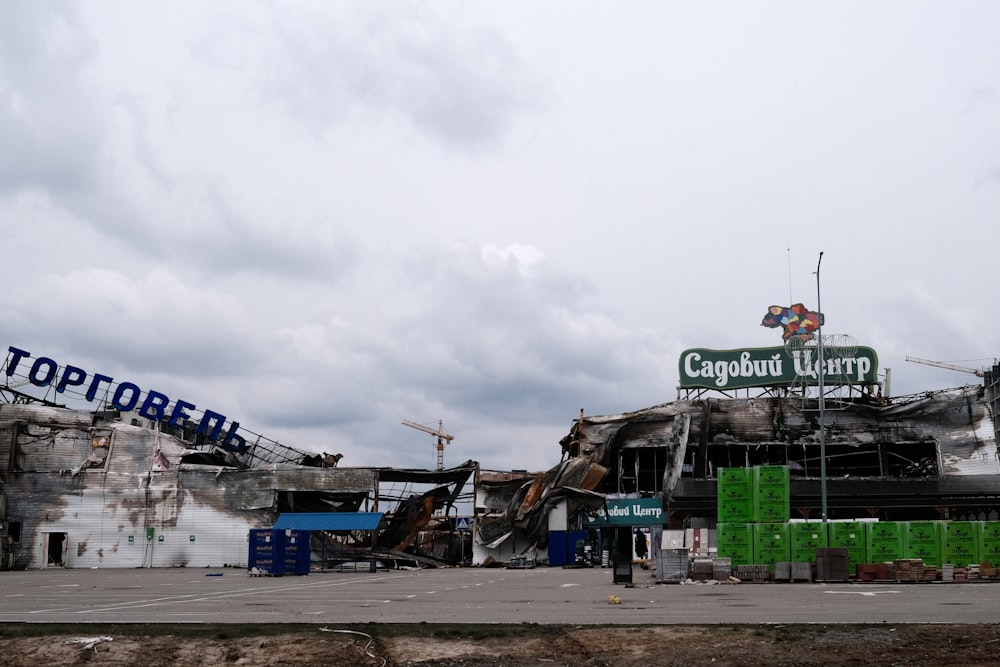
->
[[904, 356, 990, 378], [402, 419, 454, 470]]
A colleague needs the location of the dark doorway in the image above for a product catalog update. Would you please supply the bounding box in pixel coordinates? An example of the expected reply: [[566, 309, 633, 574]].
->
[[46, 532, 67, 567]]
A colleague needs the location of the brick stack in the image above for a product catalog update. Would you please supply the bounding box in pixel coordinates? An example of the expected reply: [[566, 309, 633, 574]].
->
[[855, 562, 890, 581], [894, 558, 938, 582]]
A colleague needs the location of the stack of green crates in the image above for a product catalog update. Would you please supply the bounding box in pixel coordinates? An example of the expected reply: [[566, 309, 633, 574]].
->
[[982, 522, 1000, 564], [717, 467, 753, 523], [866, 521, 903, 563], [904, 521, 943, 567], [790, 521, 829, 564], [717, 465, 791, 571], [943, 521, 981, 567], [752, 466, 790, 523], [753, 522, 791, 572], [716, 522, 754, 567], [827, 521, 868, 574]]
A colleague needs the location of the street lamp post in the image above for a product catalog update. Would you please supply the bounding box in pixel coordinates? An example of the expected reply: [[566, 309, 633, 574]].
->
[[816, 251, 827, 522]]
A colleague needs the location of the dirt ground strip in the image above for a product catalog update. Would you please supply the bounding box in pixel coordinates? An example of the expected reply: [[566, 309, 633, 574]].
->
[[2, 624, 1000, 666]]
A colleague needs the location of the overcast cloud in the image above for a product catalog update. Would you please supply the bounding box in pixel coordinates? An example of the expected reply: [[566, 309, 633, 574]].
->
[[2, 2, 998, 471]]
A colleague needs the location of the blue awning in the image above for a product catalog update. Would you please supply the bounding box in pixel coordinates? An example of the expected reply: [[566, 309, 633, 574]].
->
[[273, 512, 383, 531]]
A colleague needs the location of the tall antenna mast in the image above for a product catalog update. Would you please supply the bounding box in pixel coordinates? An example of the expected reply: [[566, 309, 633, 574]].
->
[[787, 245, 794, 304]]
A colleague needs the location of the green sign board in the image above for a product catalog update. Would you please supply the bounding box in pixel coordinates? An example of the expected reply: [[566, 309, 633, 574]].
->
[[679, 346, 878, 390], [583, 498, 664, 527]]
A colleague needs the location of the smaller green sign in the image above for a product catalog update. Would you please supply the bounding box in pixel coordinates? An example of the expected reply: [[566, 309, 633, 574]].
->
[[583, 498, 664, 527]]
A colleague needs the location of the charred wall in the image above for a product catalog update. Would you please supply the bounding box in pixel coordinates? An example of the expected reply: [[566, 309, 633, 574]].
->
[[0, 404, 379, 569], [566, 386, 1000, 520]]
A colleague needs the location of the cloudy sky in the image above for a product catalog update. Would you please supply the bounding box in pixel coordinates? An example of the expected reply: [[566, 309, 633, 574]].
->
[[2, 2, 998, 472]]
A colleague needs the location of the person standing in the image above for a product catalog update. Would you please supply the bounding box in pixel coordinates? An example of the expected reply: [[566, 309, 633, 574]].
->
[[634, 529, 648, 562]]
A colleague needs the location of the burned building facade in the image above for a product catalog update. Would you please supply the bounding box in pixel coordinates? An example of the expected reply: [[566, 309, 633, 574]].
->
[[560, 351, 1000, 528], [0, 402, 379, 569], [0, 345, 485, 571], [0, 399, 480, 570]]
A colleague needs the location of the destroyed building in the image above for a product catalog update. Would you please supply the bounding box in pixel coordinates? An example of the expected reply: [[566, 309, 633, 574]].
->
[[0, 345, 614, 570], [470, 346, 1000, 567], [563, 384, 999, 522], [5, 340, 999, 571], [0, 345, 478, 571], [556, 348, 1000, 546]]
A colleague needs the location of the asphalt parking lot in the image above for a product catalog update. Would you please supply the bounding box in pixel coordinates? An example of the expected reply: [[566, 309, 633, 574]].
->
[[2, 565, 999, 625]]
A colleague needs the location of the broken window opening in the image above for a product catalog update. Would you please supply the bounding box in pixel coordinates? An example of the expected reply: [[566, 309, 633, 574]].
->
[[178, 449, 230, 466], [84, 429, 113, 471], [7, 521, 22, 543], [9, 423, 114, 473], [276, 491, 366, 514], [704, 443, 793, 477], [883, 442, 939, 477], [703, 440, 941, 479], [612, 448, 663, 496]]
